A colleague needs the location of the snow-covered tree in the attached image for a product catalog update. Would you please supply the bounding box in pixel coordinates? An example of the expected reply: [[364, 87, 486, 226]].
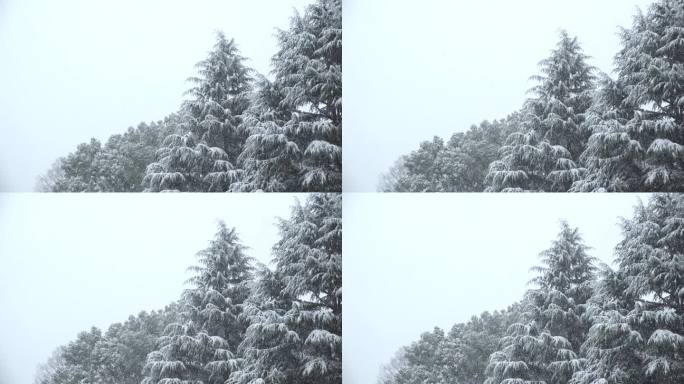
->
[[48, 139, 109, 192], [38, 116, 178, 192], [380, 114, 521, 192], [183, 32, 252, 162], [230, 75, 302, 192], [379, 305, 523, 384], [572, 194, 684, 384], [236, 0, 342, 192], [487, 31, 595, 191], [381, 136, 449, 192], [231, 193, 342, 384], [378, 348, 409, 384], [143, 132, 239, 192], [486, 221, 596, 384], [571, 75, 644, 191], [143, 222, 254, 384], [615, 0, 684, 191], [389, 328, 458, 384], [574, 0, 684, 192], [486, 131, 581, 192], [143, 32, 252, 192], [35, 306, 176, 384]]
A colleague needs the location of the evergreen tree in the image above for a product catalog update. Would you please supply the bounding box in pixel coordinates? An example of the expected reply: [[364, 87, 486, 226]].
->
[[38, 116, 178, 192], [389, 327, 457, 384], [183, 32, 252, 161], [232, 194, 342, 384], [143, 222, 254, 384], [143, 33, 252, 192], [231, 75, 302, 192], [614, 0, 684, 191], [143, 132, 238, 192], [487, 31, 595, 191], [236, 0, 342, 192], [571, 75, 644, 191], [573, 194, 684, 384], [485, 222, 596, 384], [380, 114, 521, 192], [379, 305, 523, 384], [35, 306, 176, 384], [49, 139, 109, 192], [381, 136, 449, 192]]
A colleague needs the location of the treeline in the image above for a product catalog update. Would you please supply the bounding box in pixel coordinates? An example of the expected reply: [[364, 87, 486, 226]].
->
[[379, 194, 684, 384], [36, 194, 342, 384], [382, 0, 683, 192], [38, 0, 341, 193]]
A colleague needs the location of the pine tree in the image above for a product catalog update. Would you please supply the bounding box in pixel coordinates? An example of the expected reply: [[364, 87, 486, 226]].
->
[[569, 266, 644, 384], [571, 75, 644, 191], [614, 0, 684, 191], [236, 0, 342, 192], [143, 222, 254, 384], [231, 75, 302, 192], [485, 221, 596, 384], [143, 132, 238, 192], [487, 31, 595, 191], [573, 194, 684, 384], [232, 194, 342, 384], [144, 32, 252, 192], [183, 32, 252, 161]]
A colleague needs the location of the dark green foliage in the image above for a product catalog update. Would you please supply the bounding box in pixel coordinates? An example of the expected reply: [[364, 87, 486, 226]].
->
[[36, 195, 342, 384], [41, 0, 342, 193], [487, 31, 595, 192], [382, 195, 684, 384], [614, 0, 684, 191], [388, 0, 683, 192], [571, 75, 644, 191], [142, 222, 254, 384], [573, 194, 684, 384], [233, 194, 342, 384], [143, 33, 252, 192], [485, 222, 596, 384], [236, 0, 342, 192]]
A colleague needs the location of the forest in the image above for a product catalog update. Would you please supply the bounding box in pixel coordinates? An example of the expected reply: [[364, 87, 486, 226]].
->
[[378, 193, 684, 384], [34, 194, 341, 384], [381, 0, 684, 192], [37, 0, 341, 193]]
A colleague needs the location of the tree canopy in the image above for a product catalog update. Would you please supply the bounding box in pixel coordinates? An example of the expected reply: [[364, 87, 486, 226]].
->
[[382, 0, 684, 193], [39, 0, 341, 193]]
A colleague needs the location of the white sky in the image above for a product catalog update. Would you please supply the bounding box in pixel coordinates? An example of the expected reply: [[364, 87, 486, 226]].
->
[[0, 193, 303, 384], [0, 0, 312, 192], [343, 0, 655, 191], [343, 193, 650, 384]]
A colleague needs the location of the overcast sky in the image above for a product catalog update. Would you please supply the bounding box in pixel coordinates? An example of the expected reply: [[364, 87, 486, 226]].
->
[[343, 0, 655, 191], [0, 193, 302, 384], [0, 0, 312, 192], [343, 193, 650, 383]]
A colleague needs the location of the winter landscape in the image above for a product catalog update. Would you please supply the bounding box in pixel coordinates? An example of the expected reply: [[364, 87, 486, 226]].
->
[[344, 0, 682, 192], [0, 0, 341, 192], [0, 193, 341, 384], [344, 193, 683, 384]]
